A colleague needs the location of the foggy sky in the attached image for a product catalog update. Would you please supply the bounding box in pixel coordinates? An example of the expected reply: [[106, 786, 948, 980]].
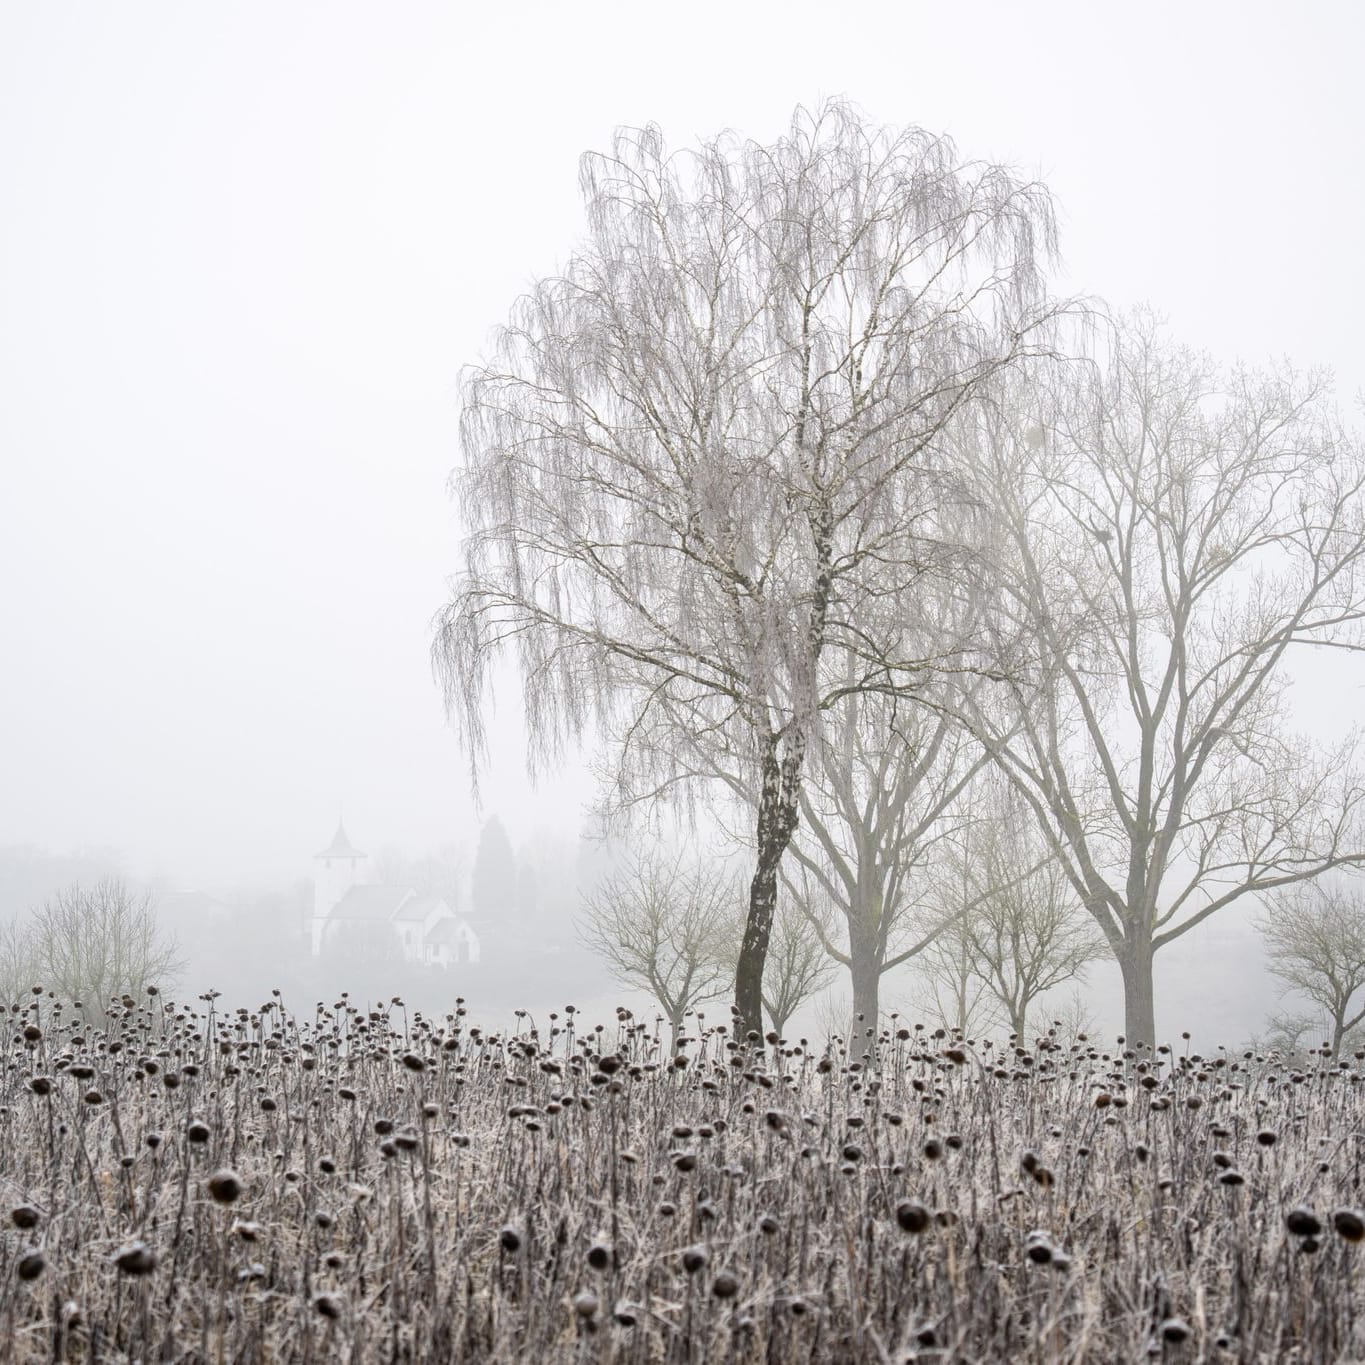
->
[[2, 1, 1363, 892]]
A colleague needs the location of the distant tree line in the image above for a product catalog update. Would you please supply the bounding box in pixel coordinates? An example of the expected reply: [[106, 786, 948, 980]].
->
[[0, 877, 181, 1013]]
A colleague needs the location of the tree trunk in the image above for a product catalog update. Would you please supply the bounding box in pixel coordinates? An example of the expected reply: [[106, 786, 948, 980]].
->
[[1118, 943, 1156, 1047], [735, 740, 802, 1034], [736, 856, 781, 1035], [849, 943, 881, 1057]]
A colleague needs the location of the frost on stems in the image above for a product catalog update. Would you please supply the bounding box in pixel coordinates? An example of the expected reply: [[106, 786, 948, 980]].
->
[[954, 311, 1365, 1045], [435, 100, 1060, 1029]]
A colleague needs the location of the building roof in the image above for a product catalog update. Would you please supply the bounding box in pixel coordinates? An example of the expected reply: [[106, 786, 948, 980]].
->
[[329, 885, 412, 922], [315, 821, 366, 861], [427, 917, 477, 947], [393, 894, 445, 923]]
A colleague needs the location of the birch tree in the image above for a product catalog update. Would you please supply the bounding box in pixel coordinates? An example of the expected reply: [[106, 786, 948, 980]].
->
[[735, 898, 835, 1038], [434, 101, 1059, 1029], [616, 683, 990, 1031], [956, 313, 1365, 1045]]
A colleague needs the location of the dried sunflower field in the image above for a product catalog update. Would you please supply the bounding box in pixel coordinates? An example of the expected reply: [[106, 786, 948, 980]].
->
[[2, 989, 1364, 1363]]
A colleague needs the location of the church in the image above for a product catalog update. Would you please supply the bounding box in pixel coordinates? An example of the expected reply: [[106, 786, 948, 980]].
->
[[310, 822, 480, 967]]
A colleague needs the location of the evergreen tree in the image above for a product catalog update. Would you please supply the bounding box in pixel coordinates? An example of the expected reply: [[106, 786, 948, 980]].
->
[[471, 818, 517, 920]]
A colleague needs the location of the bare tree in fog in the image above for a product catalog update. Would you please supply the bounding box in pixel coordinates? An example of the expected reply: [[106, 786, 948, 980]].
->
[[782, 688, 988, 1028], [0, 916, 37, 1005], [435, 100, 1060, 1030], [624, 682, 988, 1033], [578, 850, 734, 1042], [736, 899, 836, 1038], [1259, 879, 1365, 1054], [28, 878, 183, 1014], [954, 313, 1365, 1045], [935, 783, 1105, 1039], [1251, 1012, 1321, 1055], [912, 917, 1003, 1038]]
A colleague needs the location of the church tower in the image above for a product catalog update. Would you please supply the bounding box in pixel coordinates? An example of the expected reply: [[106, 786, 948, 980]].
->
[[311, 820, 369, 954]]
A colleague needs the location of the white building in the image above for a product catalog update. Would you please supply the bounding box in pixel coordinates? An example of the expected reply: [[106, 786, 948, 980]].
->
[[310, 822, 480, 967]]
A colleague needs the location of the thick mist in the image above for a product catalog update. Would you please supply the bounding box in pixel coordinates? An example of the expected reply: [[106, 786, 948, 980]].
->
[[2, 2, 1363, 1044]]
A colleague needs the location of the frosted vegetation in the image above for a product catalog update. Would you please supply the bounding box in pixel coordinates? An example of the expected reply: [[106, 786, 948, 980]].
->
[[2, 993, 1364, 1361]]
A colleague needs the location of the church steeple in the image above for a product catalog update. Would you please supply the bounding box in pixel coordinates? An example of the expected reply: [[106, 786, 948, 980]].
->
[[311, 819, 370, 953], [315, 820, 365, 862]]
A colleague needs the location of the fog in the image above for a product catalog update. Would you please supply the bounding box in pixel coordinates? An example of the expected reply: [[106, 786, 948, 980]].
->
[[2, 2, 1364, 1041]]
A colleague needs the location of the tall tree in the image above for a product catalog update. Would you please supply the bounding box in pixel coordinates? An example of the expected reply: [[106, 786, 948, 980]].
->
[[721, 897, 835, 1038], [617, 685, 988, 1031], [956, 313, 1365, 1044], [471, 817, 518, 920], [436, 102, 1059, 1028]]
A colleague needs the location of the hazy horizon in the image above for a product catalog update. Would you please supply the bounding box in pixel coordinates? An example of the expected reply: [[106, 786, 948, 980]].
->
[[5, 2, 1362, 893]]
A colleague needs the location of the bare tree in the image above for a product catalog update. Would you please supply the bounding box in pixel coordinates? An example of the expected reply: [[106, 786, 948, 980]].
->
[[1044, 989, 1100, 1046], [1258, 880, 1365, 1055], [782, 690, 989, 1028], [29, 878, 182, 1013], [624, 684, 989, 1032], [0, 916, 37, 1006], [938, 785, 1106, 1039], [435, 101, 1060, 1029], [953, 313, 1365, 1044], [912, 921, 1003, 1039], [1247, 1011, 1323, 1057], [578, 850, 735, 1041], [745, 899, 836, 1039]]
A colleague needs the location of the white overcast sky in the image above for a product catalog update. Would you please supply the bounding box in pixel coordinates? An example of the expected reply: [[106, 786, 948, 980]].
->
[[2, 1, 1362, 890]]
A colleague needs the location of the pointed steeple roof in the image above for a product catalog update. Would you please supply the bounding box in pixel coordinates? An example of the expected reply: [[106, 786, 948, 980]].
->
[[315, 820, 366, 860]]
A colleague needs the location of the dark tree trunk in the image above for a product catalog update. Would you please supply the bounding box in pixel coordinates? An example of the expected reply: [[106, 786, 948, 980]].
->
[[735, 739, 802, 1034], [1119, 942, 1156, 1047]]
